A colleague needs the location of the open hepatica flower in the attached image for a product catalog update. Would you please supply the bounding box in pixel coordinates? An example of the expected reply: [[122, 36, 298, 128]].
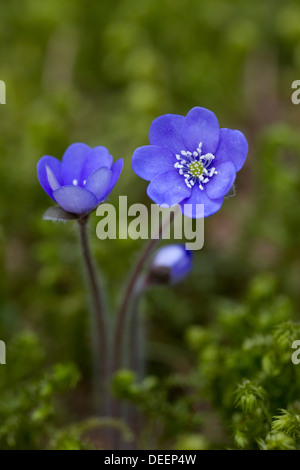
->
[[37, 143, 123, 216], [148, 244, 192, 285], [132, 107, 248, 217]]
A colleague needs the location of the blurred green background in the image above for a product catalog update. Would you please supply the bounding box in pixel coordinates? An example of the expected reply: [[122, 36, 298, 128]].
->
[[1, 0, 300, 450]]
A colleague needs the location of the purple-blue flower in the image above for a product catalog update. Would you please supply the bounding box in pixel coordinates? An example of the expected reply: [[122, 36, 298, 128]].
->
[[37, 143, 123, 215], [132, 107, 248, 217], [149, 244, 192, 285]]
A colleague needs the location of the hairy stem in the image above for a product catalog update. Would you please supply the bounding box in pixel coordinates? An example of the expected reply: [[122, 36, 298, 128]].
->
[[78, 216, 109, 416], [112, 237, 160, 374], [110, 210, 176, 448], [127, 277, 146, 445], [128, 276, 146, 381]]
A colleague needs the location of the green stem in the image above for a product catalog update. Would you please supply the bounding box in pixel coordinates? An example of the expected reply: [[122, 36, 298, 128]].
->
[[127, 277, 146, 445], [78, 216, 109, 416], [110, 210, 176, 448], [112, 237, 160, 374], [128, 275, 146, 381]]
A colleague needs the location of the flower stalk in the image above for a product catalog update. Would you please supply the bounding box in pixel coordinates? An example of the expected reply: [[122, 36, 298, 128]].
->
[[112, 210, 176, 376], [109, 211, 176, 448], [78, 216, 109, 416]]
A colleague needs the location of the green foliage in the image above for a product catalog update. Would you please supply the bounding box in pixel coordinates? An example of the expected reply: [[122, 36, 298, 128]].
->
[[50, 417, 134, 450], [272, 409, 300, 439], [183, 278, 300, 449], [235, 380, 266, 414], [111, 275, 300, 449], [113, 370, 204, 449], [0, 333, 81, 449]]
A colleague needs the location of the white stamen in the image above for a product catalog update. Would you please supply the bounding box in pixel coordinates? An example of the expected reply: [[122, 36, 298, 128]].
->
[[72, 179, 78, 186], [173, 141, 218, 190]]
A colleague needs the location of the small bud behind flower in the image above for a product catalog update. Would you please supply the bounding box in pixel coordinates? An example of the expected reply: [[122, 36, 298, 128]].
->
[[148, 244, 193, 285]]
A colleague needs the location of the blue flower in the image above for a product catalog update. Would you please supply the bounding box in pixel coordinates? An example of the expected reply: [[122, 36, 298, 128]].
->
[[149, 244, 192, 285], [37, 143, 123, 215], [132, 107, 248, 217]]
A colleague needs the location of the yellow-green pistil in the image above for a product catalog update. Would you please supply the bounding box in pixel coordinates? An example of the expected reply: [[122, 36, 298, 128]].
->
[[188, 160, 204, 178]]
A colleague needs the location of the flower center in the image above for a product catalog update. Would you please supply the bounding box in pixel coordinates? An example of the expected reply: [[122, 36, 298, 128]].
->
[[174, 142, 218, 190], [188, 160, 204, 178]]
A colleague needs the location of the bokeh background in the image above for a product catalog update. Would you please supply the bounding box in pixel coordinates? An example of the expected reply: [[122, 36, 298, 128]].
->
[[1, 0, 300, 450]]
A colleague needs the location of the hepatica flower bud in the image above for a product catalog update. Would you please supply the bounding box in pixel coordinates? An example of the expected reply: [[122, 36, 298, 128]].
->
[[132, 107, 248, 218], [148, 245, 193, 285], [37, 143, 123, 215]]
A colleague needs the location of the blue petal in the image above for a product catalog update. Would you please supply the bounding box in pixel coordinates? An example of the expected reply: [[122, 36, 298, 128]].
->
[[152, 244, 192, 284], [152, 245, 184, 269], [107, 158, 124, 194], [132, 145, 175, 181], [37, 156, 62, 199], [149, 114, 185, 154], [182, 107, 220, 154], [180, 187, 224, 218], [215, 129, 248, 172], [80, 146, 113, 183], [46, 165, 60, 191], [147, 170, 191, 206], [61, 143, 91, 185], [206, 161, 236, 200], [170, 248, 193, 284], [85, 167, 112, 201], [53, 186, 98, 215]]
